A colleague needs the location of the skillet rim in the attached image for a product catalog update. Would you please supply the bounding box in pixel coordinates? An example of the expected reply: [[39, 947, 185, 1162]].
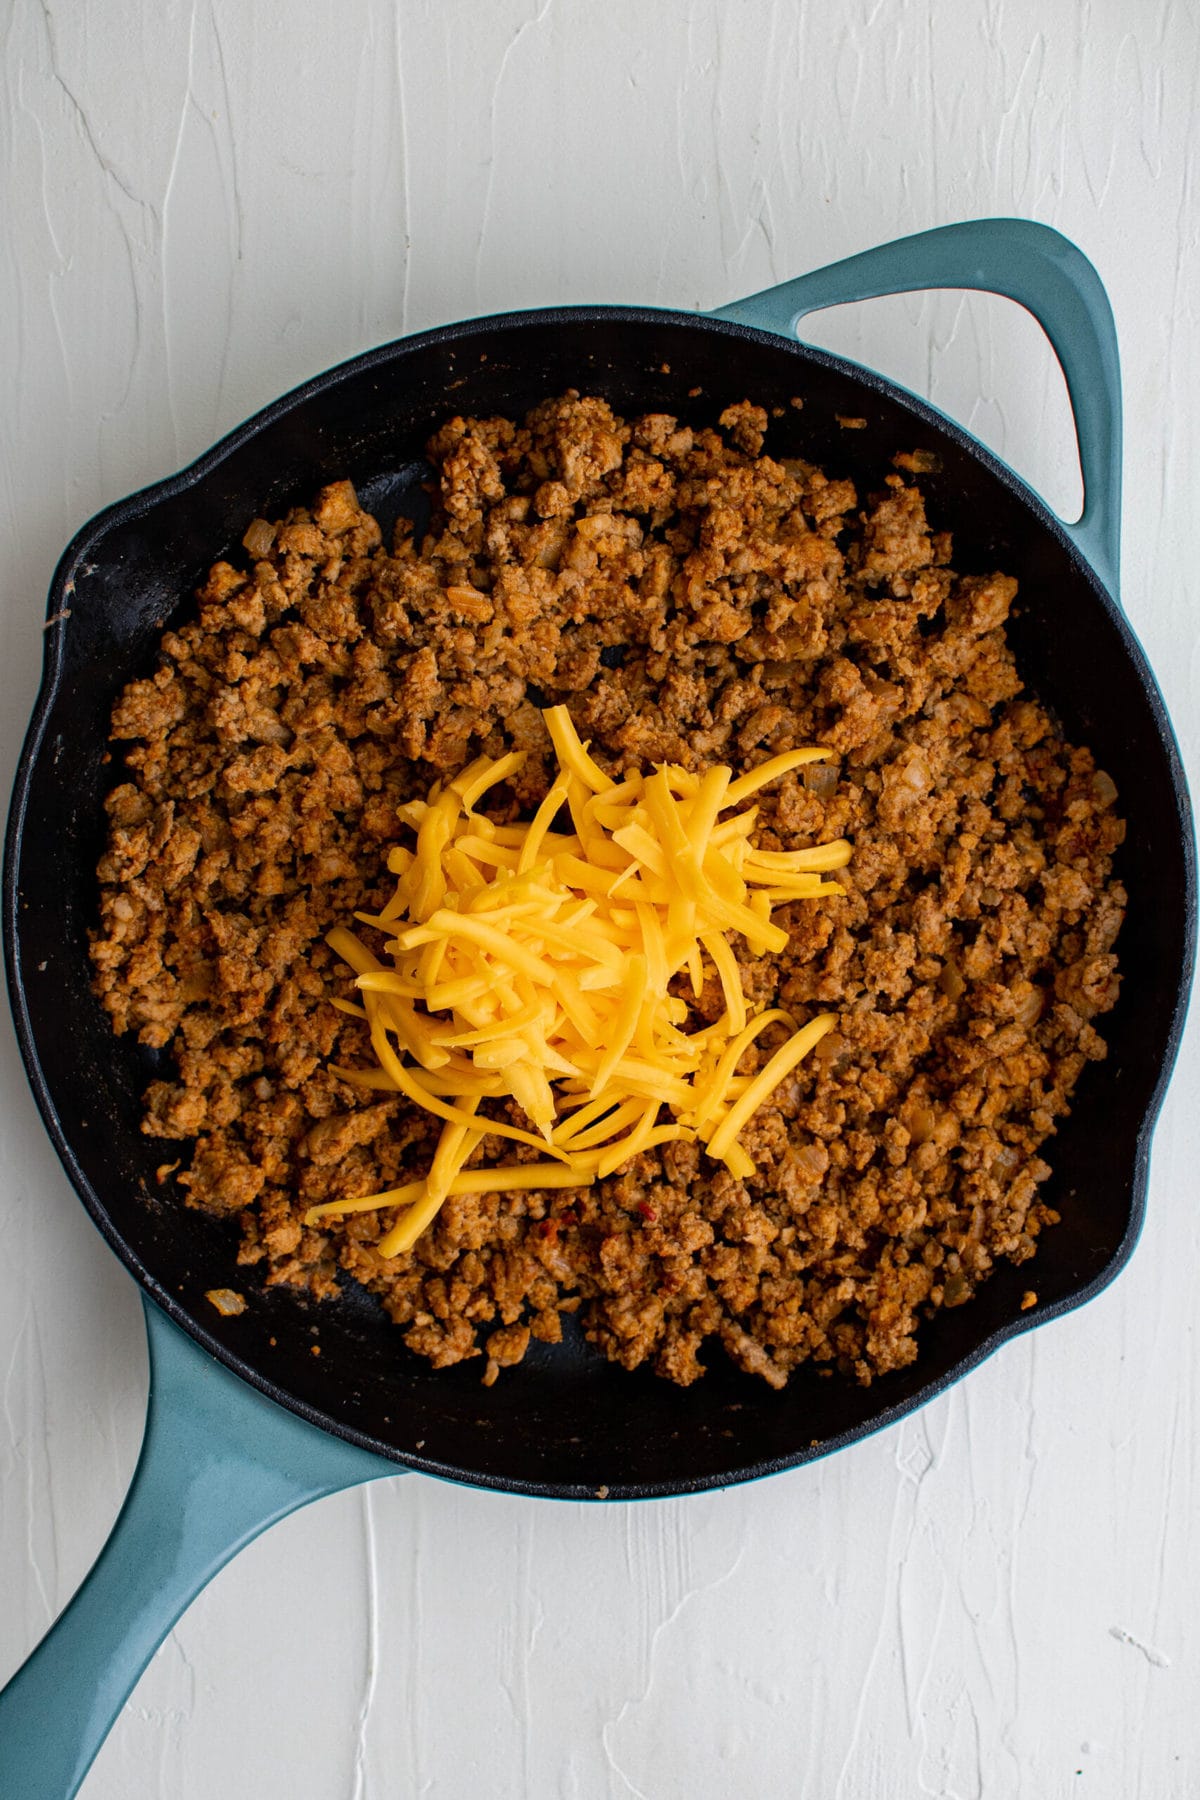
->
[[5, 302, 1196, 1500]]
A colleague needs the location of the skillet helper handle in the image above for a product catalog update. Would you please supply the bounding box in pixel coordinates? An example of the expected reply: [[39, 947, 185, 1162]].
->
[[715, 218, 1122, 599], [0, 1296, 395, 1800]]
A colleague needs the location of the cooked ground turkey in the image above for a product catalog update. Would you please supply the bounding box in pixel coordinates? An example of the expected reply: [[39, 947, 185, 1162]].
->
[[90, 394, 1125, 1388]]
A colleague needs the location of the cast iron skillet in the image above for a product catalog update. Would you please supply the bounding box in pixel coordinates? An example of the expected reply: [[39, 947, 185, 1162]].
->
[[1, 220, 1195, 1798]]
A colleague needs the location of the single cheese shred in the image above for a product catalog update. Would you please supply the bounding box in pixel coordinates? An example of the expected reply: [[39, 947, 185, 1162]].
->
[[306, 707, 848, 1254]]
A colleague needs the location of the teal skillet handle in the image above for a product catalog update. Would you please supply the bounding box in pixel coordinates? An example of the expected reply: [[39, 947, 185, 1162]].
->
[[714, 218, 1122, 600], [0, 1296, 396, 1800]]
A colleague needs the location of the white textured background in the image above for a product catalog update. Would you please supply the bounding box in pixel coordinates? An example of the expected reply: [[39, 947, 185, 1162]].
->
[[2, 3, 1198, 1796]]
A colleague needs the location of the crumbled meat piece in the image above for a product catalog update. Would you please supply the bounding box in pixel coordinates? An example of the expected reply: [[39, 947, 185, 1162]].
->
[[91, 406, 1125, 1388]]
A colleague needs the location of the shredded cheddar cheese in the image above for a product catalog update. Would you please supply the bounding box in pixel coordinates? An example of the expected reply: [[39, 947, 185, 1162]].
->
[[306, 707, 848, 1254]]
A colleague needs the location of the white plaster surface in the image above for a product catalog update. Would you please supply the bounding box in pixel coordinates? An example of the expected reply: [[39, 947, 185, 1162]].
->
[[1, 3, 1198, 1795]]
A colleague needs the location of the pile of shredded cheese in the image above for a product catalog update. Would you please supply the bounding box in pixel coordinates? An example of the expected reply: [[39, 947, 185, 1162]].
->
[[305, 706, 849, 1256]]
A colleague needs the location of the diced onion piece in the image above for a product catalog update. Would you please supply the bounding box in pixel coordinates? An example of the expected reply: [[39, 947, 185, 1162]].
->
[[205, 1288, 247, 1316]]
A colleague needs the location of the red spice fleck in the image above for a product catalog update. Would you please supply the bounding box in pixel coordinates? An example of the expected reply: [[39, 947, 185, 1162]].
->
[[637, 1202, 658, 1223], [537, 1219, 559, 1241]]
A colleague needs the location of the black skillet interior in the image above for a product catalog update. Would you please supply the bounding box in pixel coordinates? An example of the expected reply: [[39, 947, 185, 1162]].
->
[[6, 309, 1195, 1498]]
